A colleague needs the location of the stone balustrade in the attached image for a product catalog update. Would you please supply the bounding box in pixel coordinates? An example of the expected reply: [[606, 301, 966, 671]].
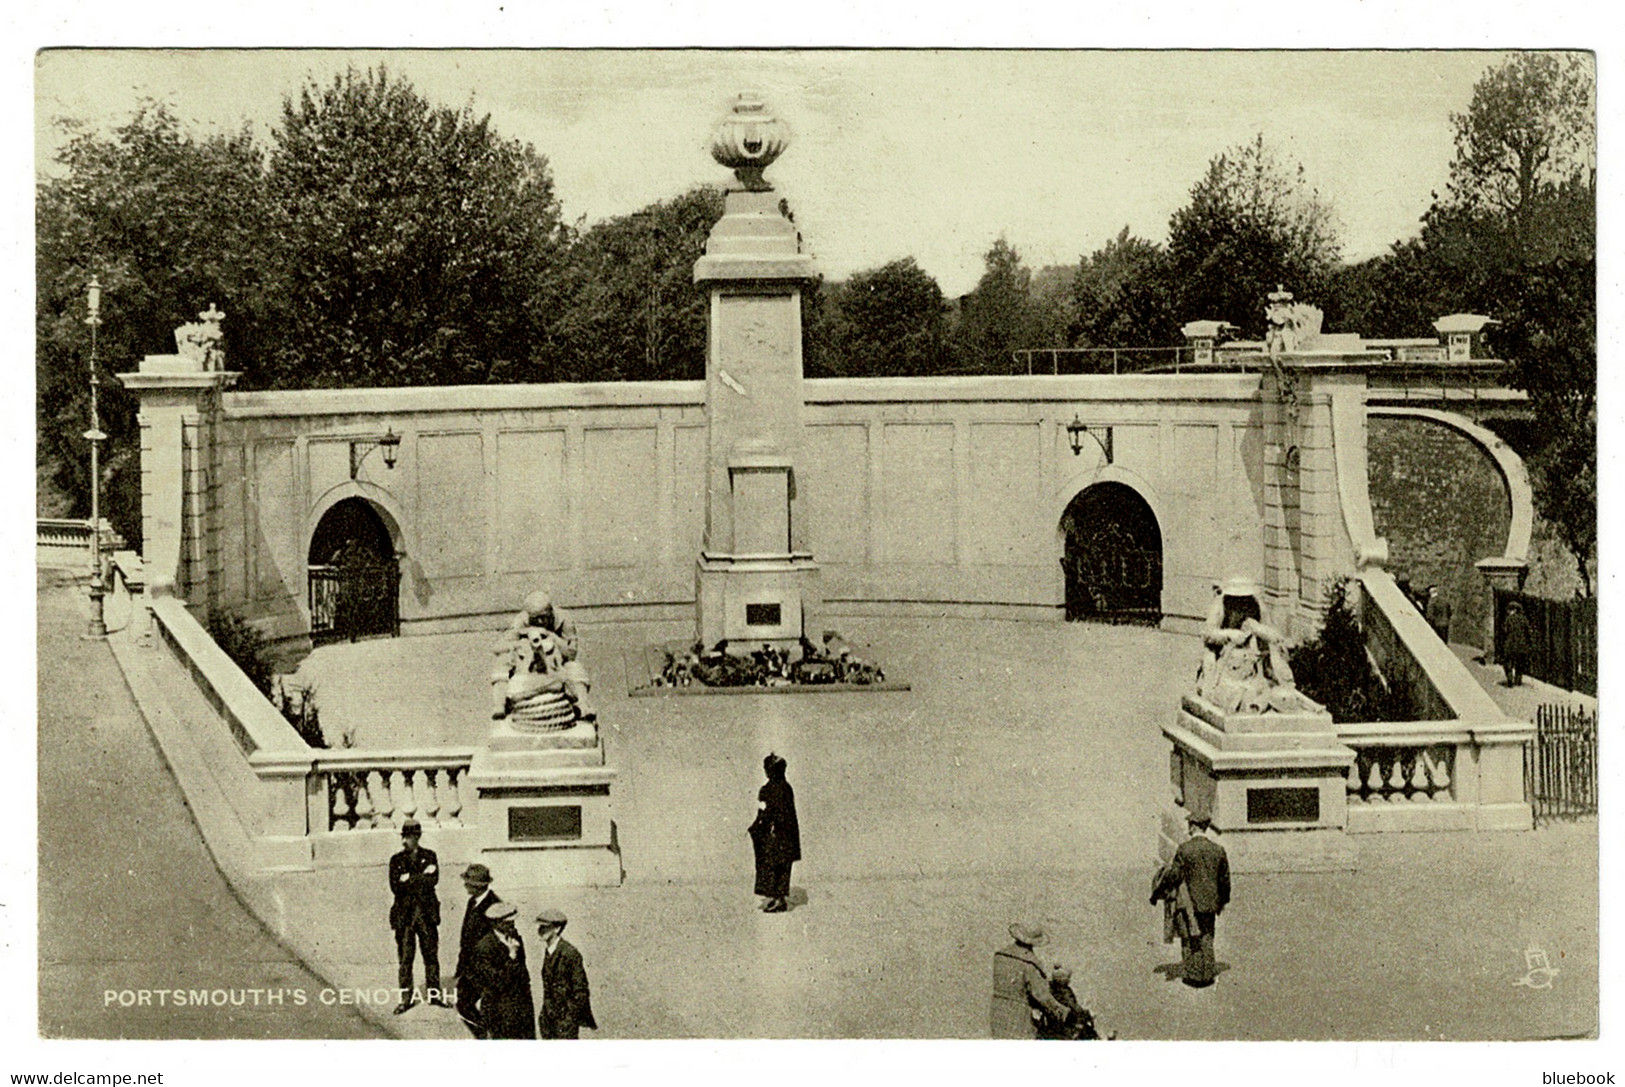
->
[[1346, 569, 1533, 832], [37, 517, 123, 570], [312, 751, 476, 833], [1345, 741, 1455, 805]]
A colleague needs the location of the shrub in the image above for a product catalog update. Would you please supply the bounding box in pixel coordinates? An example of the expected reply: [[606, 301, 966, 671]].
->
[[1289, 579, 1406, 723], [206, 609, 275, 697], [273, 678, 328, 749]]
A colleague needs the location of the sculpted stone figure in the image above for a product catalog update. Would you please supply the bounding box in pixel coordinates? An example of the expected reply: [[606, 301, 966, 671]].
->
[[490, 590, 596, 727], [174, 303, 227, 370], [1196, 577, 1304, 714]]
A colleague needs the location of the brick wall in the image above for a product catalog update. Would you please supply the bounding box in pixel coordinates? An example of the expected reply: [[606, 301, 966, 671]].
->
[[1368, 415, 1512, 650]]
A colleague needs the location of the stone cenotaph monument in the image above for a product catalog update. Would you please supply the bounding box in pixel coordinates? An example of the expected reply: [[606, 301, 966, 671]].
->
[[693, 93, 821, 653]]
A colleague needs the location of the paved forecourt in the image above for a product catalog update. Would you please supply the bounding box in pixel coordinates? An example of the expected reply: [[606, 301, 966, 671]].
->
[[281, 614, 1594, 1040]]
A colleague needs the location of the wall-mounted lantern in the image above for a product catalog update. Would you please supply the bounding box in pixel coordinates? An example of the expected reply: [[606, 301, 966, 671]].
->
[[350, 428, 401, 478], [1066, 413, 1113, 463]]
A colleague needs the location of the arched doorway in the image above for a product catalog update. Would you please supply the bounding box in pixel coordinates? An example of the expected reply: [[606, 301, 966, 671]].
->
[[308, 497, 401, 644], [1060, 482, 1163, 625]]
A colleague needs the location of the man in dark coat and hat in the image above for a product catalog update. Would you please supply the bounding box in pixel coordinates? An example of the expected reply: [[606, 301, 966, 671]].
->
[[465, 901, 535, 1039], [454, 863, 501, 1037], [1151, 814, 1231, 987], [1425, 586, 1453, 643], [1502, 600, 1532, 687], [387, 818, 444, 1014], [749, 753, 801, 912]]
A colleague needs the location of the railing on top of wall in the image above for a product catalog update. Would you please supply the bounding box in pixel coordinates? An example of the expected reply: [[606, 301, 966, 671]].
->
[[1012, 346, 1200, 375]]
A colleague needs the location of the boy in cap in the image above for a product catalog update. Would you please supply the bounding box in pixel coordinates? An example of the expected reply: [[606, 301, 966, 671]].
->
[[465, 901, 534, 1039], [387, 818, 445, 1013], [535, 908, 597, 1038], [455, 863, 501, 1036], [1036, 964, 1101, 1040]]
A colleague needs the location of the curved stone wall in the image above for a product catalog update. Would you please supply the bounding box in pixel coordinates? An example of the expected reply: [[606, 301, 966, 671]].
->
[[211, 374, 1272, 640], [1367, 412, 1518, 650]]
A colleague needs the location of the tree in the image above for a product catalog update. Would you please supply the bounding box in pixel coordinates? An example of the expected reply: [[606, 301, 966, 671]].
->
[[1289, 580, 1406, 723], [1071, 227, 1179, 350], [263, 66, 568, 388], [1413, 54, 1597, 594], [549, 187, 724, 382], [1445, 52, 1595, 249], [1352, 53, 1596, 337], [1027, 265, 1078, 358], [36, 102, 273, 543], [1167, 134, 1341, 335], [1492, 257, 1596, 596], [951, 237, 1056, 373], [809, 257, 947, 377]]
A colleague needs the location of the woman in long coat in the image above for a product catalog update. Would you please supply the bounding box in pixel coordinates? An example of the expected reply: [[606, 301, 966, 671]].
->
[[749, 753, 800, 913]]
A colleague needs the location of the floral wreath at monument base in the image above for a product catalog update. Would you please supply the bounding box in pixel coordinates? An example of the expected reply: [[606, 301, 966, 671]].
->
[[627, 631, 908, 696]]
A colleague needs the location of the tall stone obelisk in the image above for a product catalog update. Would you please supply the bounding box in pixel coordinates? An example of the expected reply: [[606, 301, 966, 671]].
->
[[693, 93, 820, 651]]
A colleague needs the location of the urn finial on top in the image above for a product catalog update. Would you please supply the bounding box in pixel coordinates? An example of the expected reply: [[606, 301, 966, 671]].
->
[[710, 92, 789, 192]]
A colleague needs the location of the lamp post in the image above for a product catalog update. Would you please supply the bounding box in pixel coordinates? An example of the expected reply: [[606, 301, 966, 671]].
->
[[84, 277, 108, 639]]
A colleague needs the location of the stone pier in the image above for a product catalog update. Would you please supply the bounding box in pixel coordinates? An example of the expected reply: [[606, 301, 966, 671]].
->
[[693, 93, 821, 652]]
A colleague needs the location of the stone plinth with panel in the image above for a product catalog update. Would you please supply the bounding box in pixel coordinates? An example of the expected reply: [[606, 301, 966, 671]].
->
[[1162, 693, 1357, 872]]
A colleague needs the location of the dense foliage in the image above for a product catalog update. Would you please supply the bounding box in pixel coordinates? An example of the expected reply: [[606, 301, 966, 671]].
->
[[1070, 227, 1179, 350], [37, 103, 269, 541], [37, 55, 1595, 581], [262, 67, 570, 389], [206, 609, 276, 697], [549, 187, 723, 382], [806, 257, 948, 377], [1289, 580, 1406, 724], [1167, 134, 1341, 337]]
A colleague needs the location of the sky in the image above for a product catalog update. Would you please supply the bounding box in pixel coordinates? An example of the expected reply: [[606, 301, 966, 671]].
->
[[33, 49, 1532, 297]]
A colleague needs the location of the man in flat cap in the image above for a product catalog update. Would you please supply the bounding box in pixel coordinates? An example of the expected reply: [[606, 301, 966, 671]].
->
[[465, 901, 535, 1039], [454, 863, 501, 1037], [991, 921, 1071, 1038], [1151, 814, 1231, 987], [387, 818, 444, 1014], [535, 908, 597, 1039]]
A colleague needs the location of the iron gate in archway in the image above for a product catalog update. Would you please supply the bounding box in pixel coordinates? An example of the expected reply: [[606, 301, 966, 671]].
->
[[308, 498, 401, 645], [1060, 482, 1162, 625]]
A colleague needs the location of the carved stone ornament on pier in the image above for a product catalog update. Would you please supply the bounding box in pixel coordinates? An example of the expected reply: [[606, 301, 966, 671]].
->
[[710, 92, 790, 191], [174, 303, 226, 370]]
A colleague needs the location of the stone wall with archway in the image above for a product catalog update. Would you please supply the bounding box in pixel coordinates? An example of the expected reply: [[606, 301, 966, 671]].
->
[[207, 373, 1283, 639], [1368, 409, 1525, 649]]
